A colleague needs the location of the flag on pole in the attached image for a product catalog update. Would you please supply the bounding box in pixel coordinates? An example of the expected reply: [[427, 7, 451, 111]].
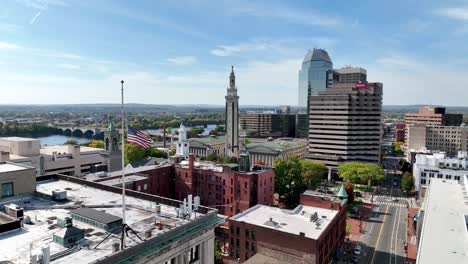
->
[[127, 127, 153, 148]]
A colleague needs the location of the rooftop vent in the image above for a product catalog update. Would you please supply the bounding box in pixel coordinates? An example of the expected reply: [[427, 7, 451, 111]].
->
[[52, 190, 67, 201], [310, 212, 318, 222]]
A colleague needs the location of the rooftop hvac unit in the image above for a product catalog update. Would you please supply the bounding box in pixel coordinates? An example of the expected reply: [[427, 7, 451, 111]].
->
[[155, 204, 161, 214], [52, 190, 67, 201], [4, 204, 24, 220], [310, 212, 318, 222]]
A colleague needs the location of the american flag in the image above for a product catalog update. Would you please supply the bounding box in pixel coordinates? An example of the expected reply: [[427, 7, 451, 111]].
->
[[127, 127, 153, 148]]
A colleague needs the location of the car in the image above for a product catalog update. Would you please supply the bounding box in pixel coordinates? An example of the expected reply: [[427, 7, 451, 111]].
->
[[353, 245, 362, 256], [392, 198, 399, 202]]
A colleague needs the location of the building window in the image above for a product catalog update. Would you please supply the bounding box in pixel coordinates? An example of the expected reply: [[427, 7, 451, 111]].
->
[[252, 230, 256, 241], [1, 182, 14, 197], [236, 227, 240, 236], [245, 229, 249, 238], [137, 185, 141, 192], [144, 184, 148, 190]]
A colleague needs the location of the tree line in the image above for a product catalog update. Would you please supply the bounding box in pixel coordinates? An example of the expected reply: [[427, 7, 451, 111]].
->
[[0, 123, 62, 137]]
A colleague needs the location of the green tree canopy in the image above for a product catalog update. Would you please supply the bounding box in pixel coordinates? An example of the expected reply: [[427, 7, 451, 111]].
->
[[124, 144, 167, 164], [214, 125, 225, 133], [274, 157, 307, 208], [187, 127, 204, 138], [300, 160, 328, 189], [401, 172, 414, 193], [83, 140, 104, 149], [338, 162, 384, 187], [63, 139, 79, 145], [393, 141, 404, 155]]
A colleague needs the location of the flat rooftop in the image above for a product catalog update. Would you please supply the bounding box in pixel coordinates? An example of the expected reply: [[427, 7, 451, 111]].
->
[[40, 145, 104, 155], [231, 204, 338, 240], [97, 175, 148, 186], [0, 179, 213, 264], [416, 179, 468, 264], [0, 162, 34, 173], [0, 136, 38, 142]]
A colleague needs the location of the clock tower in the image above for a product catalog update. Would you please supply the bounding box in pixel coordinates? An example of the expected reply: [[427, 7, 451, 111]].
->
[[225, 66, 240, 158]]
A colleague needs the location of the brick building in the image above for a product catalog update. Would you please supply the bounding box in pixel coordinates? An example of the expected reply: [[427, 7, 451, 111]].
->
[[395, 122, 406, 142], [175, 155, 274, 217], [403, 106, 463, 151], [227, 188, 348, 263], [92, 155, 274, 218]]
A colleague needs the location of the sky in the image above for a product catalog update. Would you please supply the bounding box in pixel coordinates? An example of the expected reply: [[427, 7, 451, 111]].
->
[[1, 0, 468, 106]]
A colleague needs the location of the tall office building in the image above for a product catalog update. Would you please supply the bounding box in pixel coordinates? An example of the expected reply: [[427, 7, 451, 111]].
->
[[298, 49, 333, 108], [403, 106, 463, 152], [307, 82, 383, 167], [336, 66, 367, 83], [225, 66, 240, 157]]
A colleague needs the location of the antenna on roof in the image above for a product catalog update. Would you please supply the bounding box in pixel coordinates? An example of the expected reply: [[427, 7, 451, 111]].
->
[[120, 80, 127, 249]]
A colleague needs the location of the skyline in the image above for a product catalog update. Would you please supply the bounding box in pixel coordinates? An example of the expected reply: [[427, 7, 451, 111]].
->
[[1, 0, 468, 106]]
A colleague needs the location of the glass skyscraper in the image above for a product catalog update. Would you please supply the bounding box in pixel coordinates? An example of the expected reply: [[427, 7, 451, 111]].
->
[[298, 49, 333, 108]]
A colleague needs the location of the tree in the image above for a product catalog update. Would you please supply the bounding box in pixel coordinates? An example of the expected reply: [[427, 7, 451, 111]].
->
[[300, 160, 328, 189], [63, 139, 79, 145], [85, 140, 104, 149], [214, 125, 225, 133], [393, 141, 404, 155], [345, 182, 354, 204], [214, 240, 222, 264], [124, 144, 168, 164], [400, 159, 411, 173], [401, 172, 414, 193], [273, 157, 306, 208], [187, 127, 204, 138], [338, 162, 384, 187]]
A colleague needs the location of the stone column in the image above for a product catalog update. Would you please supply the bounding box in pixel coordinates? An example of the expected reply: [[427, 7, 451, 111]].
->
[[204, 237, 215, 264]]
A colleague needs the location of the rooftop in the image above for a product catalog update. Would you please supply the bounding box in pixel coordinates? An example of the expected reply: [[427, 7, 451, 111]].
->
[[0, 162, 35, 173], [231, 204, 338, 240], [0, 136, 38, 142], [40, 145, 105, 155], [0, 178, 220, 264], [97, 175, 148, 186], [416, 179, 468, 264]]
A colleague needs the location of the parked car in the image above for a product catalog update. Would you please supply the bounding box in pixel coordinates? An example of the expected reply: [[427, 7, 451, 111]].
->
[[353, 245, 362, 256], [354, 191, 363, 197]]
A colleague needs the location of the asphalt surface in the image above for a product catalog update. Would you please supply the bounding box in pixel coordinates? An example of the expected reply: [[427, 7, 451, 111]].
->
[[358, 161, 408, 264]]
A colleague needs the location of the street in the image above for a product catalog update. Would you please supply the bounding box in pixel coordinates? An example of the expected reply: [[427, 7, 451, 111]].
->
[[358, 164, 408, 264]]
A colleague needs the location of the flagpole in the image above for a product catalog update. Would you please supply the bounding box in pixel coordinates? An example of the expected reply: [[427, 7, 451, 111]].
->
[[121, 80, 126, 249]]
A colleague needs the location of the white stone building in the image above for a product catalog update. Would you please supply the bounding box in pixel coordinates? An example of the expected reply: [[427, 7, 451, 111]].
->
[[413, 151, 468, 192], [0, 137, 108, 177]]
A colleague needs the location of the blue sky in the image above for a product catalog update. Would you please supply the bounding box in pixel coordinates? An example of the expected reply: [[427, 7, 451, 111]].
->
[[1, 0, 468, 106]]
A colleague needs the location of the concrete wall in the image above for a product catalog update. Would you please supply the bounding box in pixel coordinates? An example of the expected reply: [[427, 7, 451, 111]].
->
[[0, 163, 36, 197]]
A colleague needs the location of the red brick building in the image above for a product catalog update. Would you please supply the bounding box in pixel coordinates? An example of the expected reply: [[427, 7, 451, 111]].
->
[[395, 122, 406, 142], [97, 155, 274, 218], [174, 155, 274, 217], [227, 190, 347, 263]]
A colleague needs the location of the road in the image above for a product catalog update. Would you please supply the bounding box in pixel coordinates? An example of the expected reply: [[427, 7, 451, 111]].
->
[[358, 167, 407, 264]]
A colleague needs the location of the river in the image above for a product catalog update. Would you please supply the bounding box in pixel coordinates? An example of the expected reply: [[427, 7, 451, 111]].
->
[[36, 135, 91, 146]]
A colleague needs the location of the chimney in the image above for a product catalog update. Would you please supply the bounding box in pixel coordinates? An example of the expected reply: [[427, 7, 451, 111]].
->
[[41, 244, 50, 264], [188, 153, 194, 178], [0, 151, 10, 162]]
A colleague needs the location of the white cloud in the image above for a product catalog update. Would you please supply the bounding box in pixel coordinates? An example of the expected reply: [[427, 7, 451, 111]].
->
[[437, 7, 468, 21], [57, 63, 80, 70], [0, 58, 302, 105], [167, 56, 197, 66], [0, 41, 20, 49], [14, 0, 67, 10], [368, 54, 468, 106], [210, 37, 336, 57], [230, 2, 341, 27]]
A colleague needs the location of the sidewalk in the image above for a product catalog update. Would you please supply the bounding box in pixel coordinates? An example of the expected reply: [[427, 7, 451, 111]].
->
[[406, 208, 418, 264]]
